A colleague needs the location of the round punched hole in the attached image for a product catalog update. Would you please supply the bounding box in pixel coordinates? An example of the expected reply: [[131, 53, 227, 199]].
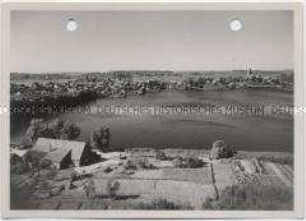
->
[[66, 19, 78, 32], [230, 19, 243, 31]]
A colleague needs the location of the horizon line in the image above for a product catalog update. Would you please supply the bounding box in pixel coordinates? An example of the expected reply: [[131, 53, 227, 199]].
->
[[10, 69, 294, 74]]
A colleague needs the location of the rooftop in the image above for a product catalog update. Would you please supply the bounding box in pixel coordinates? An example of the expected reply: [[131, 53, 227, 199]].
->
[[32, 138, 86, 162]]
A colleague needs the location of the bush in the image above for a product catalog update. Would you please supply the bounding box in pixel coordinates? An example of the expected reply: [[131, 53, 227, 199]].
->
[[133, 198, 192, 210], [156, 150, 169, 160], [106, 178, 120, 199], [124, 159, 137, 170], [83, 178, 96, 198], [138, 158, 156, 169], [90, 126, 111, 151], [173, 156, 204, 168], [124, 158, 155, 170], [203, 184, 293, 210]]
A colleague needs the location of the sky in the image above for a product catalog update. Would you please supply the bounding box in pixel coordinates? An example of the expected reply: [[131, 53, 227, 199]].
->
[[10, 10, 293, 73]]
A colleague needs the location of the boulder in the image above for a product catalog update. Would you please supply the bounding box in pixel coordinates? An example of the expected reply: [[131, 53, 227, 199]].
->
[[210, 140, 234, 160]]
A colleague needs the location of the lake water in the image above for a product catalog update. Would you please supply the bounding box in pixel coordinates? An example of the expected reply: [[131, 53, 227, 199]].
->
[[10, 90, 293, 152]]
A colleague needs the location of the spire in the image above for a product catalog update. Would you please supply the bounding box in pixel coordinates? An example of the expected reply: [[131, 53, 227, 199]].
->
[[247, 66, 252, 78]]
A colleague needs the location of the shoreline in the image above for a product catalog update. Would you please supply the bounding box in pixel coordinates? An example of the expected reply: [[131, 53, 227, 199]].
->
[[10, 69, 294, 116]]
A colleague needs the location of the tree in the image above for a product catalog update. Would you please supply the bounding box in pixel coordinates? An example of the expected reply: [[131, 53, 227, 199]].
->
[[22, 118, 81, 146], [22, 119, 44, 146], [60, 121, 81, 140], [90, 126, 111, 151], [210, 140, 235, 160]]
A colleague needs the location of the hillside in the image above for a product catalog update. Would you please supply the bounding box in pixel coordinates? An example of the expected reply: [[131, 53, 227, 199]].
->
[[11, 148, 293, 210]]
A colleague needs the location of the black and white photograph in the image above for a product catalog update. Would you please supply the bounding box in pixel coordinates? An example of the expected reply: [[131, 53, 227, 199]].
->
[[3, 4, 303, 216]]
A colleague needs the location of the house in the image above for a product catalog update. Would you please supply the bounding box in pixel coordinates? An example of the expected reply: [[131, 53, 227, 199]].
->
[[27, 138, 89, 169], [43, 147, 72, 169]]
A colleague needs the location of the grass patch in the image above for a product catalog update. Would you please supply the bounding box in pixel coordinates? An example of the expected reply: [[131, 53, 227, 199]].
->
[[235, 152, 293, 168], [162, 168, 212, 185], [255, 156, 293, 169], [203, 183, 293, 210]]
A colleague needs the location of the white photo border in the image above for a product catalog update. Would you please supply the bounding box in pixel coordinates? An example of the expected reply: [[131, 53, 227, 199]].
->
[[0, 1, 304, 219]]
